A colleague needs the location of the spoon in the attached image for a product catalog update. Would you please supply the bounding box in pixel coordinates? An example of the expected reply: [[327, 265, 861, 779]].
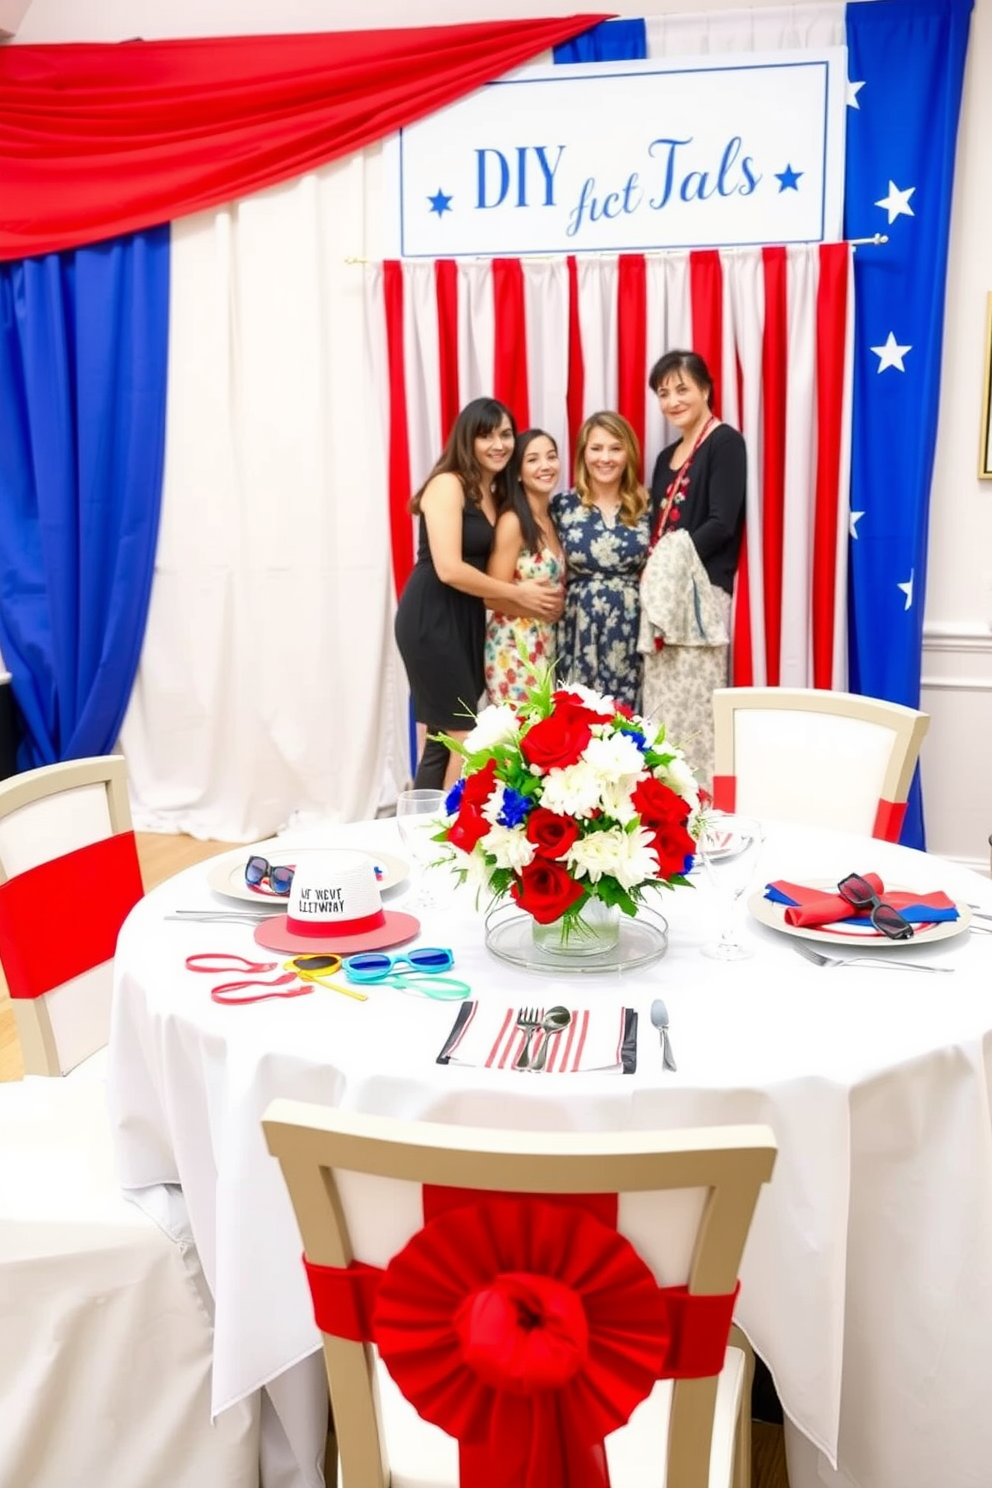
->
[[650, 999, 677, 1071], [531, 1006, 572, 1072]]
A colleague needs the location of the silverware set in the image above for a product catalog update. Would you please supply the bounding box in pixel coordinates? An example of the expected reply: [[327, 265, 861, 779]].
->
[[513, 1006, 571, 1071]]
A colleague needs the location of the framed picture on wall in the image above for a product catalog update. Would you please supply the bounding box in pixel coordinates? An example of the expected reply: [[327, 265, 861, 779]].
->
[[981, 293, 992, 480]]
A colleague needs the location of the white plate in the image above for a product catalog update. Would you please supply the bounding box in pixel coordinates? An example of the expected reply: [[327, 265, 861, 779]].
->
[[205, 843, 408, 903], [748, 881, 971, 948]]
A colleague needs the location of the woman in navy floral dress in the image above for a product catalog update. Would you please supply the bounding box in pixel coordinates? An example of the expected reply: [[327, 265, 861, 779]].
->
[[551, 411, 652, 710]]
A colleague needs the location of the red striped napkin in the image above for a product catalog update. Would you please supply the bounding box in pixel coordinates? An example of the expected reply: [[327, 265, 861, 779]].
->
[[441, 1004, 630, 1073]]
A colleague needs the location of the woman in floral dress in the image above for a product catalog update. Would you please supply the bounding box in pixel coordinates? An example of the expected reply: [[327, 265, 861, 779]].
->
[[484, 430, 565, 704], [550, 411, 652, 711]]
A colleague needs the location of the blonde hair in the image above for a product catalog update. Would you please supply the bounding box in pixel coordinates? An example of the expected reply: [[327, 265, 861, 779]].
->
[[573, 411, 648, 526]]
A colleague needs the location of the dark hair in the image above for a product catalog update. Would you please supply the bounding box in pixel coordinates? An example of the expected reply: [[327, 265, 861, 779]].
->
[[409, 397, 517, 514], [506, 428, 559, 551], [574, 411, 648, 526], [648, 349, 714, 405]]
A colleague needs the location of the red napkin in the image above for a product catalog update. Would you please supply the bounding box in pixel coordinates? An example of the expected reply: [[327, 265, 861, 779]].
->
[[768, 876, 958, 929]]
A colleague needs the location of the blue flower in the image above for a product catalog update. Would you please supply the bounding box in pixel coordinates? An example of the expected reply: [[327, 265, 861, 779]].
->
[[445, 779, 466, 814], [625, 730, 648, 753], [682, 851, 695, 875], [498, 788, 534, 829]]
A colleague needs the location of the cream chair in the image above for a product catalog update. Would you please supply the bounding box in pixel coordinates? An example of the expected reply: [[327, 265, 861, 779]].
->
[[0, 755, 261, 1487], [712, 687, 929, 841], [0, 754, 143, 1076], [264, 1101, 777, 1488]]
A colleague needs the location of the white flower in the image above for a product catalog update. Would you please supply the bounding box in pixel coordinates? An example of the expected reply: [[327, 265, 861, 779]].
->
[[597, 779, 640, 826], [582, 732, 646, 788], [481, 782, 506, 827], [567, 826, 660, 889], [658, 753, 700, 812], [480, 823, 536, 872], [450, 843, 492, 893], [538, 761, 603, 819], [462, 703, 521, 755]]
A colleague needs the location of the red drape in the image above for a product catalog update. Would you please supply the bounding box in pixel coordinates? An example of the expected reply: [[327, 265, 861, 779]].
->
[[0, 17, 611, 260]]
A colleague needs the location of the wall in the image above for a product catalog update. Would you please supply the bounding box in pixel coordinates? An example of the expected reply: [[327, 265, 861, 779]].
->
[[10, 0, 991, 870]]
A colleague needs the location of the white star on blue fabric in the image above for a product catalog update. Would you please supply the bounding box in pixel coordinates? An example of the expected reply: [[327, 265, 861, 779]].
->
[[427, 189, 453, 218], [774, 164, 803, 192], [847, 78, 866, 109], [875, 181, 915, 225], [897, 571, 914, 611], [849, 511, 865, 539], [870, 333, 912, 373]]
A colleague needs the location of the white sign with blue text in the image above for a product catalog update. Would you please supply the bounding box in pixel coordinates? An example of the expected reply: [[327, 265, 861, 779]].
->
[[384, 52, 847, 258]]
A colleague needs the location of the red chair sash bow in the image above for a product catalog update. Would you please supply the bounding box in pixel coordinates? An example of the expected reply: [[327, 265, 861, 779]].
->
[[0, 831, 144, 999], [304, 1191, 739, 1488]]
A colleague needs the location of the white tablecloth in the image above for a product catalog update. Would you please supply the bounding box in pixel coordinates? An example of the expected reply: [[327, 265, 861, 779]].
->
[[108, 819, 992, 1488]]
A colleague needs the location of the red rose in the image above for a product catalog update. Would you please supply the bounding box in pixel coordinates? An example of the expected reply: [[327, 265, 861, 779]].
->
[[447, 760, 498, 853], [510, 860, 586, 924], [551, 689, 614, 721], [644, 820, 696, 879], [525, 806, 580, 860], [520, 711, 593, 772], [447, 804, 490, 854], [631, 775, 690, 828], [461, 759, 498, 809], [613, 702, 635, 720]]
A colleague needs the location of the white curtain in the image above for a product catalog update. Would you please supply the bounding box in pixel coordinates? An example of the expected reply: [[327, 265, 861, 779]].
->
[[121, 150, 411, 842]]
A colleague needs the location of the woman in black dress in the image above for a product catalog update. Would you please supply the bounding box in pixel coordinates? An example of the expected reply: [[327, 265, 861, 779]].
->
[[394, 397, 563, 790]]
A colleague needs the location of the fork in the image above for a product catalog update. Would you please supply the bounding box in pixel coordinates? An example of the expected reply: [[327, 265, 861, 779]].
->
[[793, 941, 954, 973], [513, 1007, 542, 1070]]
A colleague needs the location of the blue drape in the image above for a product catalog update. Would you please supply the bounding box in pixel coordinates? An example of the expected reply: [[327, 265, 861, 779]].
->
[[0, 227, 170, 768], [844, 0, 973, 848], [555, 1, 974, 851], [553, 17, 647, 63]]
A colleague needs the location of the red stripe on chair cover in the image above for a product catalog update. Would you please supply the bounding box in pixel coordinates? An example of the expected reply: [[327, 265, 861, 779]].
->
[[0, 831, 143, 999], [872, 798, 906, 843], [303, 1190, 738, 1488], [712, 775, 737, 814]]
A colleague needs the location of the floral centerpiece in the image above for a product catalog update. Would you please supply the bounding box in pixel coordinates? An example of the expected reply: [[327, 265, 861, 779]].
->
[[435, 669, 701, 952]]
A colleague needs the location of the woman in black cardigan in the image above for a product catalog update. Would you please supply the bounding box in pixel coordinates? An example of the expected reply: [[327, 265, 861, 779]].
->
[[641, 349, 747, 786]]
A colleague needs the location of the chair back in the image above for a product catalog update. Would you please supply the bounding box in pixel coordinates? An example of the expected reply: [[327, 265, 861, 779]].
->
[[712, 686, 929, 841], [0, 756, 144, 1075], [264, 1102, 776, 1488]]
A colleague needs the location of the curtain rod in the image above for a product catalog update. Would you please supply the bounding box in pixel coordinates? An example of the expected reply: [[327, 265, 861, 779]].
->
[[345, 236, 887, 265]]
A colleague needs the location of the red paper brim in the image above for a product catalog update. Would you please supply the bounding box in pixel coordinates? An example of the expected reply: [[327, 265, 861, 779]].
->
[[253, 910, 421, 956]]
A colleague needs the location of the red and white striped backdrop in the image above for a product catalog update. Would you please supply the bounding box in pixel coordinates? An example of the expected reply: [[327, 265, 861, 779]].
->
[[365, 244, 853, 690]]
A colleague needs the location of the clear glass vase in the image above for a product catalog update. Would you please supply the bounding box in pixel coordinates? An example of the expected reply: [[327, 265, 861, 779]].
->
[[531, 898, 621, 958]]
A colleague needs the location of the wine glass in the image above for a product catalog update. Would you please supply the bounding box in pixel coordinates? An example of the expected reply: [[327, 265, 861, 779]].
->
[[395, 789, 447, 908], [698, 812, 764, 961]]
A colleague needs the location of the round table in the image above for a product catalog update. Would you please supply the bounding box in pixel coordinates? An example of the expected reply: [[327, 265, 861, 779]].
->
[[108, 817, 992, 1488]]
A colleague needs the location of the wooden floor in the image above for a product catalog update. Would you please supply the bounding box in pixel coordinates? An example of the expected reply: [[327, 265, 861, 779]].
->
[[0, 831, 790, 1488]]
